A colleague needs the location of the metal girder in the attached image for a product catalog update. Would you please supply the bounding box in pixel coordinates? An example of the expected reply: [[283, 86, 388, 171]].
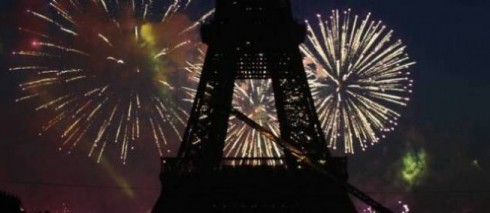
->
[[230, 109, 394, 213]]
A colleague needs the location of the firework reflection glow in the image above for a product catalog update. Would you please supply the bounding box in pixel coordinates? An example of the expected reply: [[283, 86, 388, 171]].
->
[[301, 9, 415, 154], [10, 0, 203, 164]]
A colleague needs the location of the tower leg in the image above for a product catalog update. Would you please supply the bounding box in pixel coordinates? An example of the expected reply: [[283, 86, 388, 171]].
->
[[178, 47, 238, 168], [270, 49, 330, 164]]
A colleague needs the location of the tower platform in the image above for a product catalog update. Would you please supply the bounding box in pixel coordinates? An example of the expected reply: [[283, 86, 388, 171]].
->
[[153, 158, 356, 212]]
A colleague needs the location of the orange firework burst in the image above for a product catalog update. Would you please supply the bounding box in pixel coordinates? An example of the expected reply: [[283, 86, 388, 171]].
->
[[10, 0, 206, 164]]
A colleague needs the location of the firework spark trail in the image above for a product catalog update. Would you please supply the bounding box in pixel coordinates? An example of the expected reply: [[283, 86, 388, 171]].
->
[[301, 9, 415, 154], [363, 200, 410, 213], [10, 0, 206, 164], [184, 51, 283, 166], [225, 79, 283, 165]]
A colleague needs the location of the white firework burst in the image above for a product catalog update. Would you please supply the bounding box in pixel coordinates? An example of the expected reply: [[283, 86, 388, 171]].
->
[[301, 9, 415, 154]]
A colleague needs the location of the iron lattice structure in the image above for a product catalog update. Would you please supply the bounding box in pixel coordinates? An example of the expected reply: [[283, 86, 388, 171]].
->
[[154, 0, 363, 212], [180, 0, 332, 171]]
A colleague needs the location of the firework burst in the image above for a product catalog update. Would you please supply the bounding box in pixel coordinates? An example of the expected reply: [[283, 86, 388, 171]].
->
[[225, 79, 283, 165], [184, 50, 283, 165], [10, 0, 204, 164], [301, 9, 415, 154]]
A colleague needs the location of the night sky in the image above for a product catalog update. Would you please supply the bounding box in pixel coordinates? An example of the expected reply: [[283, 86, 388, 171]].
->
[[1, 0, 490, 212]]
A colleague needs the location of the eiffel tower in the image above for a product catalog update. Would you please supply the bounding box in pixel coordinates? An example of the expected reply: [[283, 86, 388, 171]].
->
[[153, 0, 392, 212]]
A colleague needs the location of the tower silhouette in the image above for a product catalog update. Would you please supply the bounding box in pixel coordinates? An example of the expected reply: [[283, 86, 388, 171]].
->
[[153, 0, 376, 212]]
